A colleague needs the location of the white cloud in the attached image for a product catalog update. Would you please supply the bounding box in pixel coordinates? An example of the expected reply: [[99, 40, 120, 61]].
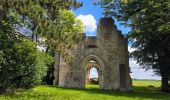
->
[[77, 14, 97, 33]]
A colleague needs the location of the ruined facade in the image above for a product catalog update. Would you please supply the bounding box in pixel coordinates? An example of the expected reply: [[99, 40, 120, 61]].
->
[[53, 18, 132, 91]]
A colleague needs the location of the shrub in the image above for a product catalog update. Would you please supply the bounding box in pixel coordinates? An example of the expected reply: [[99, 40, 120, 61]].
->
[[0, 36, 53, 91]]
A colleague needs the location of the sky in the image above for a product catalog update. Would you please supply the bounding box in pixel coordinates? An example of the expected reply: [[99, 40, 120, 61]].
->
[[73, 0, 161, 80]]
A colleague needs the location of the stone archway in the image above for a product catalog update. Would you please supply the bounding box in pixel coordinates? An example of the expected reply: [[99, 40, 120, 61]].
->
[[81, 54, 105, 89]]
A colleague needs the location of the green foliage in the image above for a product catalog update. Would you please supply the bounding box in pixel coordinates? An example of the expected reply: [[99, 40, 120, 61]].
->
[[0, 0, 83, 91], [12, 39, 37, 88], [36, 50, 54, 84], [0, 0, 83, 89], [0, 35, 53, 90], [0, 0, 83, 62], [0, 16, 53, 90]]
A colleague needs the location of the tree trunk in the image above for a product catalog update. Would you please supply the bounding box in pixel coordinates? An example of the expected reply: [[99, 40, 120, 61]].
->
[[0, 8, 5, 21], [53, 51, 60, 85], [35, 34, 38, 43], [31, 34, 34, 41], [46, 46, 49, 53], [161, 74, 169, 92]]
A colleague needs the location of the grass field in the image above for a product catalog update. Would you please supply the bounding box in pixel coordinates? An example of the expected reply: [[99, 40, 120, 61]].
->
[[0, 80, 170, 100]]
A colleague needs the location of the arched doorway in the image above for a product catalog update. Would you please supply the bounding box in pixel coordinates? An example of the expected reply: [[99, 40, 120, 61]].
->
[[81, 54, 105, 89], [85, 60, 99, 86]]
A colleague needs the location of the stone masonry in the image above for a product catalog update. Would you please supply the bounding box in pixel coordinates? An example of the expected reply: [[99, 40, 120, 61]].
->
[[53, 18, 132, 91]]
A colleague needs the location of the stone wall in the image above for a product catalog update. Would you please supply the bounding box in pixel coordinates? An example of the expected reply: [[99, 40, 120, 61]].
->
[[53, 18, 132, 91]]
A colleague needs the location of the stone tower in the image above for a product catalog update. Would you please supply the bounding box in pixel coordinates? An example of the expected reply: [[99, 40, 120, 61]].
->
[[53, 18, 132, 91]]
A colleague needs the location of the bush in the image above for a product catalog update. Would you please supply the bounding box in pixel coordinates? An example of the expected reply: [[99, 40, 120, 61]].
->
[[36, 50, 54, 85], [0, 36, 53, 91]]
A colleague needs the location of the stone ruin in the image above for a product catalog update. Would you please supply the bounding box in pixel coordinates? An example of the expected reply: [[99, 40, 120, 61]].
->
[[53, 18, 132, 91]]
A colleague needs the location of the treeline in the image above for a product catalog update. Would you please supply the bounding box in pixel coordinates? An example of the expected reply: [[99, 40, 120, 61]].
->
[[0, 0, 83, 92]]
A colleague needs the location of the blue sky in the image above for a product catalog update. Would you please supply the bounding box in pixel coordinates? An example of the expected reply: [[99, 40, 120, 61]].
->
[[73, 0, 161, 80], [74, 0, 131, 36]]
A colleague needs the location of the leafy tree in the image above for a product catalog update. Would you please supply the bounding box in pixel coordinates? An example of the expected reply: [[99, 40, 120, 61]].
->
[[0, 32, 53, 92], [0, 0, 83, 56], [0, 0, 83, 87], [95, 0, 170, 92], [0, 0, 83, 64], [0, 3, 55, 91]]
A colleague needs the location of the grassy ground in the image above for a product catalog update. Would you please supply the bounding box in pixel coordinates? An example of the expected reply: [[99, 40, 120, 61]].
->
[[0, 80, 170, 100]]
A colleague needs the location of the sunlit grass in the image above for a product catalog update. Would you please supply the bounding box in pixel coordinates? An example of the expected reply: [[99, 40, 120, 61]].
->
[[133, 80, 161, 87], [0, 80, 169, 100]]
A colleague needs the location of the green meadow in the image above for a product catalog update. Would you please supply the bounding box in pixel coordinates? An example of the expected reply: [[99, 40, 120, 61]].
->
[[0, 80, 170, 100]]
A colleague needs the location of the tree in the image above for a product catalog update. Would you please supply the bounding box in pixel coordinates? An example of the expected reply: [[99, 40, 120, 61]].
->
[[0, 0, 83, 58], [95, 0, 170, 92], [0, 19, 53, 91], [0, 0, 83, 87], [0, 1, 82, 62]]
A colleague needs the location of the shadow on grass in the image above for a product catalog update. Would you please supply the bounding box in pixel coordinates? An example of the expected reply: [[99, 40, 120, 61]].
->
[[53, 85, 170, 100], [1, 85, 170, 100]]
